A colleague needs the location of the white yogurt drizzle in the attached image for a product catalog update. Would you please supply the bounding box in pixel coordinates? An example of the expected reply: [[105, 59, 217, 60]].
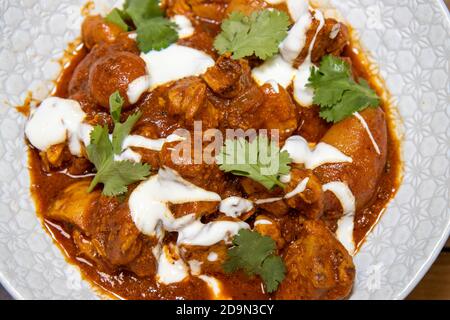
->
[[279, 8, 312, 63], [171, 15, 195, 39], [198, 275, 227, 299], [284, 177, 309, 199], [114, 148, 142, 162], [322, 181, 356, 255], [207, 252, 218, 262], [125, 15, 205, 103], [282, 135, 352, 169], [353, 112, 381, 155], [255, 197, 283, 205], [188, 260, 203, 276], [263, 0, 308, 22], [255, 176, 309, 204], [25, 97, 190, 163], [251, 6, 328, 107], [252, 55, 296, 88], [292, 9, 325, 106], [254, 219, 273, 226], [127, 75, 151, 104], [177, 220, 249, 246], [140, 44, 215, 90], [219, 196, 254, 218], [25, 97, 92, 157], [156, 244, 189, 284], [129, 167, 221, 236]]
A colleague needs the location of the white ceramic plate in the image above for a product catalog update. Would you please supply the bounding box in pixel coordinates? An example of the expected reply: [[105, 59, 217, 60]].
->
[[0, 0, 449, 300]]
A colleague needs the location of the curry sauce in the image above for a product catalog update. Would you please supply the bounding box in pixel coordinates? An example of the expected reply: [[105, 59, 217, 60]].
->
[[26, 0, 401, 300]]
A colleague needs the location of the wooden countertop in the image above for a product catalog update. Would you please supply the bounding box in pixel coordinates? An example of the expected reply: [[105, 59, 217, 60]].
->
[[407, 238, 450, 300]]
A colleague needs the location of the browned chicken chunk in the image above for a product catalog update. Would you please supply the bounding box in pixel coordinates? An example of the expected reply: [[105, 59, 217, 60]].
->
[[276, 220, 355, 300], [46, 181, 101, 233]]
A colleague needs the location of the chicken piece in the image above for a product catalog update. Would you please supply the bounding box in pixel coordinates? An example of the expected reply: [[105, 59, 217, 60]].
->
[[101, 204, 144, 266], [293, 18, 350, 68], [160, 140, 227, 194], [45, 143, 66, 167], [39, 144, 72, 171], [240, 177, 267, 195], [169, 201, 219, 219], [202, 56, 244, 98], [88, 51, 147, 109], [278, 214, 305, 244], [73, 229, 113, 272], [259, 83, 298, 143], [167, 77, 220, 129], [66, 157, 93, 176], [81, 15, 123, 50], [168, 77, 206, 120], [275, 220, 355, 300], [254, 215, 285, 249], [311, 19, 350, 63], [314, 107, 387, 214], [178, 31, 218, 58], [296, 105, 331, 144], [242, 178, 290, 217], [164, 0, 191, 16], [225, 84, 265, 130], [125, 238, 158, 277], [70, 91, 113, 129], [292, 18, 322, 68], [181, 243, 228, 274], [226, 0, 268, 16], [46, 181, 101, 233], [284, 168, 324, 220], [191, 1, 227, 22]]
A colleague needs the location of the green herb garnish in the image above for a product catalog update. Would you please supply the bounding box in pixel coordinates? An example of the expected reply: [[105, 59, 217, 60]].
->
[[105, 8, 129, 31], [217, 136, 291, 190], [223, 229, 286, 293], [86, 92, 150, 196], [307, 55, 380, 123], [214, 10, 290, 60], [106, 0, 178, 53]]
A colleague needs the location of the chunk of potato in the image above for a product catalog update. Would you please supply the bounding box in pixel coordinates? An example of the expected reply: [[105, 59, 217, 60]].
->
[[314, 108, 387, 212], [276, 220, 355, 300]]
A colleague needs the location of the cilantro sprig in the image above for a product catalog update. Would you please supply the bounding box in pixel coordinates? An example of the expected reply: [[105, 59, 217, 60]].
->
[[223, 229, 286, 293], [105, 0, 178, 53], [216, 136, 291, 190], [86, 91, 150, 196], [214, 10, 290, 60], [307, 55, 380, 123]]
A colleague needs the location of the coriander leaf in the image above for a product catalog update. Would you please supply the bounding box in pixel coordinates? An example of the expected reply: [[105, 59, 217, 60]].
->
[[259, 255, 286, 293], [136, 17, 179, 52], [307, 55, 380, 123], [91, 159, 150, 196], [110, 91, 125, 123], [214, 10, 290, 60], [105, 8, 129, 31], [217, 136, 291, 190], [124, 0, 162, 28], [112, 111, 142, 154], [223, 229, 276, 274], [86, 123, 150, 196], [223, 229, 286, 293], [86, 125, 113, 169]]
